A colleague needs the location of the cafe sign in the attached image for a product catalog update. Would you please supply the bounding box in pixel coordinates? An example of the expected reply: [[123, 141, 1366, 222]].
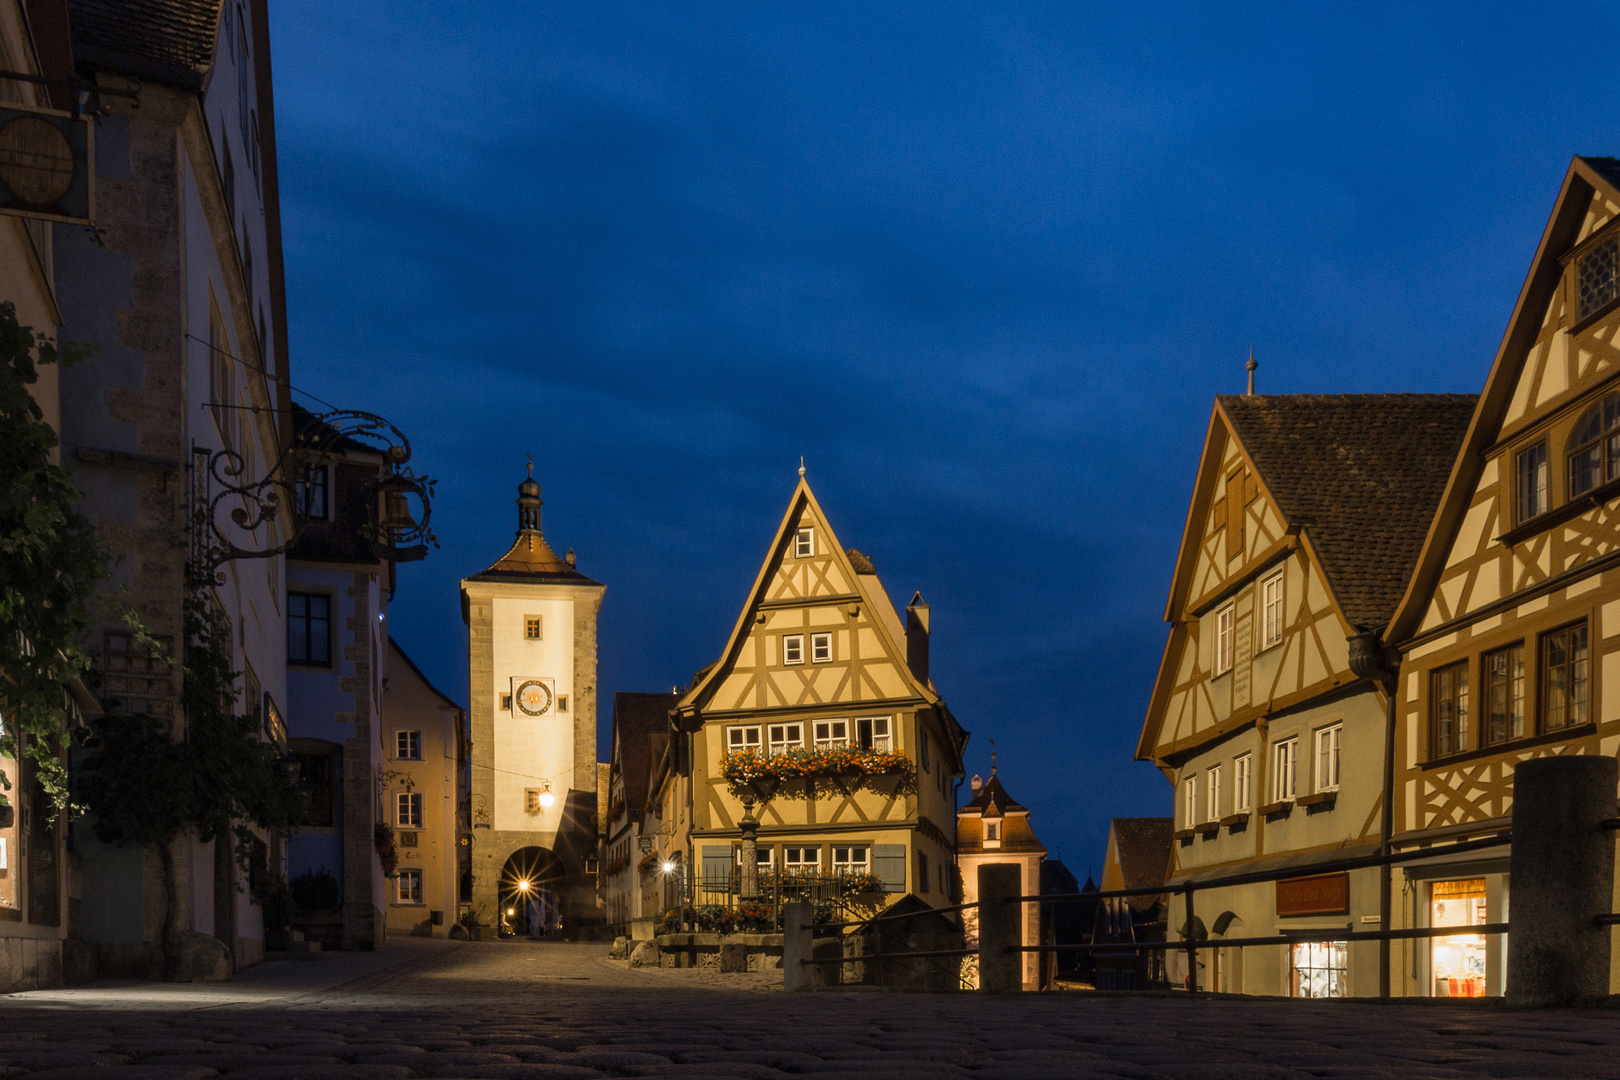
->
[[1276, 872, 1349, 916]]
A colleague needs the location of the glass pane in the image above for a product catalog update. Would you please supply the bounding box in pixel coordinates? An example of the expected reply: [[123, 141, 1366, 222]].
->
[[1570, 444, 1602, 497]]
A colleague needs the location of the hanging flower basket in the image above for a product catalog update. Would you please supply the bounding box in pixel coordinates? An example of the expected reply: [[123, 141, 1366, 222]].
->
[[720, 747, 916, 797], [374, 822, 398, 877], [637, 851, 661, 878]]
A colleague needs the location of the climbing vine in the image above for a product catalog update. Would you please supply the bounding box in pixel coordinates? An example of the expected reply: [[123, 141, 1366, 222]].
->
[[0, 301, 102, 813]]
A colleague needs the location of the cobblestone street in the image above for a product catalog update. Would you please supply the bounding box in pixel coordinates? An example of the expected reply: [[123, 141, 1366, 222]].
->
[[0, 939, 1615, 1078]]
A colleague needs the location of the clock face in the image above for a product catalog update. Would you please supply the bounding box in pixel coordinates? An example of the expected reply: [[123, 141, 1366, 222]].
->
[[515, 679, 553, 717]]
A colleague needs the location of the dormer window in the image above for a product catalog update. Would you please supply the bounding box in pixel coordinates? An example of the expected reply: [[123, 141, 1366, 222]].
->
[[985, 822, 999, 841], [1578, 236, 1619, 320], [1566, 395, 1620, 498]]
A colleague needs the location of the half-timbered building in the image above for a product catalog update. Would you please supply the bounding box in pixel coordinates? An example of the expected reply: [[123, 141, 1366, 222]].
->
[[669, 473, 966, 917], [1140, 392, 1474, 997], [1382, 155, 1620, 997]]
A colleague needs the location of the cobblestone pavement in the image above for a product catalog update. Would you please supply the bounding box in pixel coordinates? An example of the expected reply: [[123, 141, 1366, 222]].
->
[[2, 939, 1619, 1078]]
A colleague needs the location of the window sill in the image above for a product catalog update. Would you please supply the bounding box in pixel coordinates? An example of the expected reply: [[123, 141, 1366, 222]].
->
[[1418, 723, 1596, 769], [1257, 800, 1292, 817], [1498, 478, 1620, 546], [288, 663, 336, 672], [1173, 828, 1197, 841], [1219, 812, 1251, 828], [1296, 790, 1337, 808], [1194, 822, 1220, 837]]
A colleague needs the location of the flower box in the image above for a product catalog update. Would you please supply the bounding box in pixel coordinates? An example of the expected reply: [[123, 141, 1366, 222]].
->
[[719, 747, 915, 797]]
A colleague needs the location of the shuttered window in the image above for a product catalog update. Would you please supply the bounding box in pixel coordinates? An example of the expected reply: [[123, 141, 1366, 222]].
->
[[701, 845, 732, 892], [873, 844, 907, 893]]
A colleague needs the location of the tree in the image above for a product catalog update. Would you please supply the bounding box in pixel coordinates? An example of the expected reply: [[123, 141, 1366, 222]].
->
[[0, 301, 102, 812]]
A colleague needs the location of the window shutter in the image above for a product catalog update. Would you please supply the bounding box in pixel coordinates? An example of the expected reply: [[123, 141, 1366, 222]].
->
[[701, 845, 732, 891], [873, 844, 907, 893]]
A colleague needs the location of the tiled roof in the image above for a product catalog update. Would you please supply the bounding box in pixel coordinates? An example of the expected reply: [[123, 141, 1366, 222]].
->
[[465, 532, 600, 585], [611, 692, 676, 815], [69, 0, 221, 87], [1219, 394, 1477, 632], [1110, 816, 1172, 912], [1581, 155, 1620, 192], [962, 773, 1026, 814]]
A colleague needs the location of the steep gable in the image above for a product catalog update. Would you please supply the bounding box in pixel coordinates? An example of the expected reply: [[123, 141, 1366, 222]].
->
[[1390, 157, 1620, 642], [1141, 394, 1472, 761], [678, 477, 936, 717]]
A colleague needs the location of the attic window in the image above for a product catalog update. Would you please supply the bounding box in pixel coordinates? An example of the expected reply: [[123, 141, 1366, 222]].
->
[[1567, 395, 1620, 498], [1578, 236, 1619, 320], [985, 822, 999, 841], [795, 527, 814, 558]]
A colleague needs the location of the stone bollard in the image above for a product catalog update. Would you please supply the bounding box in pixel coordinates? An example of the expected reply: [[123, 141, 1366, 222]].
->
[[782, 901, 813, 992], [1506, 754, 1618, 1006], [978, 863, 1023, 994]]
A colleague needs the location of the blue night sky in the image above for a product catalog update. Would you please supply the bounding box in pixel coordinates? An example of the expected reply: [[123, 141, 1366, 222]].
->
[[269, 2, 1620, 875]]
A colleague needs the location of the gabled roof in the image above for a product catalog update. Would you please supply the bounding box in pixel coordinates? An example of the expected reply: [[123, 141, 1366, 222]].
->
[[676, 475, 938, 716], [1218, 393, 1477, 631], [1108, 817, 1173, 912], [387, 639, 464, 714], [961, 773, 1026, 815], [70, 0, 221, 88], [1388, 156, 1620, 644], [611, 692, 677, 815]]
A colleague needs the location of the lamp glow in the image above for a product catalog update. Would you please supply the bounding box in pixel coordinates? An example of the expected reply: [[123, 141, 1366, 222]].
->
[[538, 781, 555, 809], [517, 879, 531, 892], [661, 861, 674, 873]]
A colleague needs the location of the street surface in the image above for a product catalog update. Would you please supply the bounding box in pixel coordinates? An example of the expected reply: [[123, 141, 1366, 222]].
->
[[0, 939, 1616, 1077]]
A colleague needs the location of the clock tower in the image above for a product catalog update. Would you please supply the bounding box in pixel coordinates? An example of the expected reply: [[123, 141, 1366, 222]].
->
[[460, 465, 604, 936]]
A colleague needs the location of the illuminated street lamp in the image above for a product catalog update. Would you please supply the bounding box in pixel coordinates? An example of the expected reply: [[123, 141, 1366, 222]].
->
[[517, 879, 532, 893], [661, 861, 674, 874], [538, 781, 555, 809]]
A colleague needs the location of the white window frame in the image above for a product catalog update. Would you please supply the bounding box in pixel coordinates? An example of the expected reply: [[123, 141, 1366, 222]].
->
[[783, 846, 820, 874], [397, 868, 423, 904], [726, 725, 762, 753], [736, 846, 774, 868], [984, 820, 1000, 841], [810, 632, 832, 663], [1262, 571, 1284, 649], [1207, 764, 1223, 822], [767, 723, 803, 756], [1234, 753, 1252, 813], [783, 635, 804, 665], [855, 716, 892, 751], [397, 791, 422, 829], [1272, 738, 1298, 803], [395, 729, 421, 760], [831, 845, 870, 876], [795, 527, 814, 558], [1314, 723, 1342, 792], [813, 719, 849, 748], [1216, 603, 1235, 674], [1183, 775, 1198, 828]]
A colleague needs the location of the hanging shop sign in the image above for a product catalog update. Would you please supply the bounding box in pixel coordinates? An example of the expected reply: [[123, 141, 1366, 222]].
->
[[1276, 871, 1349, 916], [0, 103, 91, 225]]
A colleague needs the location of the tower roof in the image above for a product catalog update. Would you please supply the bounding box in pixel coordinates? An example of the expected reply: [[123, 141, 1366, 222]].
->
[[465, 465, 599, 585], [962, 772, 1027, 815]]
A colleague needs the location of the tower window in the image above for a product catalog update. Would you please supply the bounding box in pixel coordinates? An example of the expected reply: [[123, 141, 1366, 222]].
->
[[524, 615, 542, 640]]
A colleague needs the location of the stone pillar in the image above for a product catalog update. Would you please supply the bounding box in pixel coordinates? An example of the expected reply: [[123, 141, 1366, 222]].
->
[[1506, 754, 1617, 1006], [782, 901, 812, 992], [739, 800, 759, 900], [977, 863, 1022, 994]]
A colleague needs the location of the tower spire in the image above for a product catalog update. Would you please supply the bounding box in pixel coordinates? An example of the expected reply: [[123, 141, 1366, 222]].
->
[[1245, 346, 1257, 395], [516, 459, 543, 538]]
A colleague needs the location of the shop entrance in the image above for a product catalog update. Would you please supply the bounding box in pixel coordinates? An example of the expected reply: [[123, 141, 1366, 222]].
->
[[1430, 878, 1488, 997]]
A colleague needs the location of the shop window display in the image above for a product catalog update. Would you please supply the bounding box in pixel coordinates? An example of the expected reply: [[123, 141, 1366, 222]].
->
[[1431, 878, 1488, 997], [1289, 941, 1346, 998]]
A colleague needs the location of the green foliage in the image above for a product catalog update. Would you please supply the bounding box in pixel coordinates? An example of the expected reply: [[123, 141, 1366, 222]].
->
[[78, 587, 306, 868], [289, 867, 341, 911], [0, 301, 101, 812]]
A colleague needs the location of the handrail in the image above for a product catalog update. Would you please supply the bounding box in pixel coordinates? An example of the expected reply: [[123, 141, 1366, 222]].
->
[[1024, 921, 1510, 954], [1021, 831, 1513, 905], [801, 947, 976, 965]]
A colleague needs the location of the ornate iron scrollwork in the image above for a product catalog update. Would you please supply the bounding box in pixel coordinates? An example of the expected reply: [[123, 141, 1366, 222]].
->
[[190, 406, 437, 581]]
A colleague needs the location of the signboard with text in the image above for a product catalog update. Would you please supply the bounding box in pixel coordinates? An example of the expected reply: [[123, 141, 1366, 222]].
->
[[1276, 872, 1349, 916]]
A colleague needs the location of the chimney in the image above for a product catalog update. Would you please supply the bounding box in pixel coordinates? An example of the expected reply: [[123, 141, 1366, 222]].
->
[[970, 774, 982, 794], [906, 591, 930, 685]]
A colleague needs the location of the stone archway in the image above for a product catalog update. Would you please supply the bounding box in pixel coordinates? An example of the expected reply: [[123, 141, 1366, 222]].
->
[[497, 846, 563, 938]]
